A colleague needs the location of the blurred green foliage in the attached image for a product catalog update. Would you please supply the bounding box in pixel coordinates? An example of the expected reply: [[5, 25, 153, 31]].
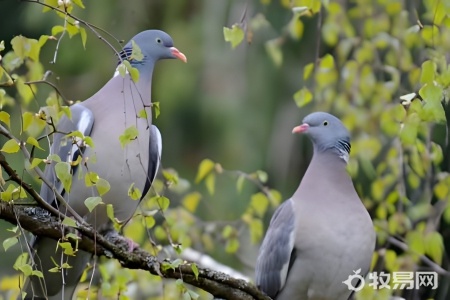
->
[[1, 0, 450, 299]]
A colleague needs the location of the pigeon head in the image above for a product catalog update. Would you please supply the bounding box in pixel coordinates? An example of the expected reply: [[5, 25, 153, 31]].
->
[[292, 112, 351, 161], [118, 30, 187, 66]]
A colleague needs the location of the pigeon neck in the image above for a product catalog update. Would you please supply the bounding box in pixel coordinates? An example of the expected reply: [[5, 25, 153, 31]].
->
[[295, 150, 353, 198], [134, 63, 155, 101]]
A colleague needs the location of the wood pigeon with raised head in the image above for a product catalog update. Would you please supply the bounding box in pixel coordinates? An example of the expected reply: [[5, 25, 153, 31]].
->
[[23, 30, 186, 300], [255, 112, 376, 300]]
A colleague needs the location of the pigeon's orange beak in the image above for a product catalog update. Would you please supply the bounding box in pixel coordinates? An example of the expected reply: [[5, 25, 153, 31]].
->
[[170, 47, 187, 63], [292, 123, 309, 134]]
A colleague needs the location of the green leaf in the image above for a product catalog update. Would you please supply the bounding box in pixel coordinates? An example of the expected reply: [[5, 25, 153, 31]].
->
[[117, 63, 127, 78], [137, 109, 147, 119], [265, 39, 283, 67], [72, 0, 85, 9], [191, 263, 199, 280], [119, 125, 139, 148], [144, 216, 156, 228], [79, 27, 87, 48], [106, 204, 115, 223], [250, 192, 269, 217], [293, 87, 313, 108], [400, 113, 420, 146], [225, 238, 240, 253], [249, 218, 263, 243], [205, 173, 215, 195], [236, 174, 245, 193], [128, 183, 142, 200], [223, 24, 245, 48], [58, 242, 76, 256], [155, 196, 170, 211], [3, 237, 18, 251], [84, 171, 99, 187], [123, 60, 140, 83], [222, 225, 234, 238], [256, 170, 268, 183], [1, 139, 20, 153], [29, 158, 43, 169], [96, 178, 110, 196], [0, 111, 10, 127], [26, 136, 43, 150], [420, 60, 436, 84], [62, 217, 77, 228], [52, 25, 65, 36], [131, 40, 144, 61], [320, 54, 335, 69], [406, 230, 425, 257], [303, 63, 314, 80], [195, 159, 215, 183], [84, 196, 103, 212], [182, 192, 201, 213], [425, 232, 444, 265], [419, 84, 446, 123], [153, 102, 160, 119], [47, 153, 62, 163], [55, 162, 72, 193]]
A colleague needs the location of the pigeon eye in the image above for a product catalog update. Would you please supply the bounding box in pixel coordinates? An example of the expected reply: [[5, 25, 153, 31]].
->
[[156, 38, 162, 44], [323, 121, 328, 126]]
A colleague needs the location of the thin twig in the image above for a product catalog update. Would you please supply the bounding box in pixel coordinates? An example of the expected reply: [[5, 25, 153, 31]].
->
[[0, 124, 85, 224]]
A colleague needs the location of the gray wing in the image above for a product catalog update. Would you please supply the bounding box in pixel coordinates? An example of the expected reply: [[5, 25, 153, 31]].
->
[[140, 124, 162, 200], [255, 199, 296, 298], [40, 104, 94, 205]]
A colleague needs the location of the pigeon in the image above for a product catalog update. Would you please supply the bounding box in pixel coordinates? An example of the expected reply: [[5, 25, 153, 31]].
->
[[23, 30, 186, 300], [255, 112, 376, 300]]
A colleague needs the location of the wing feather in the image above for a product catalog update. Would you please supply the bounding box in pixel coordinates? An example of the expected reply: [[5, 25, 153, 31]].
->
[[255, 199, 296, 298], [40, 104, 94, 204]]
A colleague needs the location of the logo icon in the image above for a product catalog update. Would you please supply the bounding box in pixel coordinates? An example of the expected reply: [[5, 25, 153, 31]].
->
[[342, 269, 365, 292]]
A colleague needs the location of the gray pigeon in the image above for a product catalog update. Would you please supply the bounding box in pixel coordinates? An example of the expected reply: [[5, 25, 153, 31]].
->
[[23, 30, 186, 300], [255, 112, 376, 300]]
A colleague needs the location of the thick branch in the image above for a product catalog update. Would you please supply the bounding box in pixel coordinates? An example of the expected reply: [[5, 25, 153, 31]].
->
[[0, 203, 271, 300]]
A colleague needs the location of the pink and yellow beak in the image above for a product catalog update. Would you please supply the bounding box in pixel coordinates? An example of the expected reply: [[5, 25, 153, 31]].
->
[[170, 47, 187, 63], [292, 123, 309, 134]]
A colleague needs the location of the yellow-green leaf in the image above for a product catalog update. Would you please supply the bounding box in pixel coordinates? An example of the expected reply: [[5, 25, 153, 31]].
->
[[249, 218, 263, 243], [265, 39, 283, 67], [96, 178, 110, 196], [128, 183, 142, 200], [55, 162, 72, 193], [195, 158, 215, 183], [72, 0, 85, 9], [293, 87, 313, 108], [205, 173, 215, 195], [58, 242, 76, 256], [225, 238, 240, 253], [153, 102, 160, 119], [182, 192, 201, 213], [131, 40, 144, 61], [425, 232, 444, 265], [84, 196, 103, 212], [3, 237, 18, 251], [119, 125, 139, 148], [191, 263, 199, 280], [1, 139, 20, 153], [0, 111, 10, 127], [250, 192, 269, 217], [62, 217, 77, 228], [303, 63, 314, 80], [26, 136, 43, 150], [420, 60, 436, 84], [223, 24, 245, 49]]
